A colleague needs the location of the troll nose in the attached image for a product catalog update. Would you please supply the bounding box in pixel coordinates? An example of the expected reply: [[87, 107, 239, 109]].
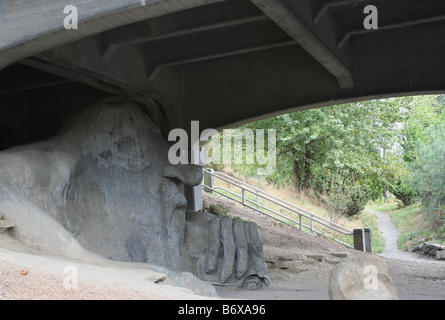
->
[[162, 164, 203, 186]]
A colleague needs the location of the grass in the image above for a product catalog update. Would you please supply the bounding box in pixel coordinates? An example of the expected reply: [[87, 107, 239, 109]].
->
[[206, 204, 228, 217], [359, 210, 386, 253]]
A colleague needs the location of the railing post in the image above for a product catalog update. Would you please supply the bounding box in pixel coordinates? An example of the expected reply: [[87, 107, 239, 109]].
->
[[310, 214, 314, 234], [255, 188, 259, 209], [242, 188, 245, 204], [203, 169, 215, 193], [299, 214, 302, 231]]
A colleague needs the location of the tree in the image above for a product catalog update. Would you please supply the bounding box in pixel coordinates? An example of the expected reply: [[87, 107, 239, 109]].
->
[[236, 98, 408, 216], [386, 178, 417, 207], [401, 95, 445, 163], [410, 124, 445, 221], [222, 95, 443, 218], [393, 95, 445, 210]]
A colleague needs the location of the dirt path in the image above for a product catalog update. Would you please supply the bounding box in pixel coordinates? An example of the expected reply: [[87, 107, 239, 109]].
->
[[367, 209, 422, 261]]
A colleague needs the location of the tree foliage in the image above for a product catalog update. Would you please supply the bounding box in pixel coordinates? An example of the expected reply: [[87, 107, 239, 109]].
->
[[238, 99, 406, 215], [401, 95, 445, 163], [400, 96, 445, 221], [387, 178, 417, 207], [218, 95, 445, 219], [409, 124, 445, 221]]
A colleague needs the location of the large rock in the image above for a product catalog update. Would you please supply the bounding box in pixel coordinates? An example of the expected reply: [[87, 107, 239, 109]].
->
[[436, 250, 445, 260], [411, 242, 445, 258], [0, 97, 269, 289], [329, 255, 399, 300], [424, 242, 445, 256]]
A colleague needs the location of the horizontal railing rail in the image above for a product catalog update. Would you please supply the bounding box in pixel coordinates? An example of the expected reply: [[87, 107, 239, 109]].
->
[[202, 168, 354, 249]]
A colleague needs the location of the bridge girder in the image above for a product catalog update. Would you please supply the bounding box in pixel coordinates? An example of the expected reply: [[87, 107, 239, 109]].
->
[[1, 0, 445, 147]]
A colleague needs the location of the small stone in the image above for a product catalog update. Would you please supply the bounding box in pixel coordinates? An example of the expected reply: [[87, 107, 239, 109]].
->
[[276, 253, 297, 261], [325, 259, 341, 265], [307, 254, 324, 262], [144, 272, 167, 283]]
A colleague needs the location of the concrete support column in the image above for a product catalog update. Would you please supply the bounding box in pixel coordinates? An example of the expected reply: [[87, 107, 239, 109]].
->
[[185, 184, 203, 211], [185, 141, 206, 211]]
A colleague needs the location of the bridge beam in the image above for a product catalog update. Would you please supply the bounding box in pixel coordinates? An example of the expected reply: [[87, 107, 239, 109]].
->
[[250, 0, 355, 89], [0, 0, 228, 70], [2, 0, 445, 136]]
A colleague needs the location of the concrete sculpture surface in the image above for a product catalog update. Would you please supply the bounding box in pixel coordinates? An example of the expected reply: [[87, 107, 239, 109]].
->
[[0, 97, 268, 288]]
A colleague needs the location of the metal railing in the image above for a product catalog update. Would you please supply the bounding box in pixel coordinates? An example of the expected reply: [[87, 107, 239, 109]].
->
[[202, 168, 354, 249]]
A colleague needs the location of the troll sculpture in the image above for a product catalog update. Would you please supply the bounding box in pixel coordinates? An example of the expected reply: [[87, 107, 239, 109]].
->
[[0, 97, 268, 289]]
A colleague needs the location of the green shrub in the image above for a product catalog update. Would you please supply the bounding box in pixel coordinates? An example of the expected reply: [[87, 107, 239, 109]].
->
[[318, 177, 370, 220], [387, 179, 417, 207]]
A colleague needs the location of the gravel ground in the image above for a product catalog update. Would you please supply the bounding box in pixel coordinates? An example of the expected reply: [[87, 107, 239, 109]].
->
[[0, 258, 152, 300], [0, 193, 444, 300], [0, 243, 211, 300]]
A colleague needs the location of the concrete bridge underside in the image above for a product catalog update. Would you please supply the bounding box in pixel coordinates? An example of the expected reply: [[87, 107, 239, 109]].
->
[[1, 0, 445, 150]]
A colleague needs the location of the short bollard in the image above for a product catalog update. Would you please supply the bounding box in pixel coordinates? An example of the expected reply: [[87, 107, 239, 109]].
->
[[353, 228, 373, 252]]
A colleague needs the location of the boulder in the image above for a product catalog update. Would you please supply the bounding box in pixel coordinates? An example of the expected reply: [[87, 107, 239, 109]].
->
[[329, 255, 398, 300], [436, 250, 445, 260], [425, 242, 445, 252], [411, 242, 445, 258]]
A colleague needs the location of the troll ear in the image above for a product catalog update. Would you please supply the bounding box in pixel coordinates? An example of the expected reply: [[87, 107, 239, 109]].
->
[[162, 164, 203, 186]]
